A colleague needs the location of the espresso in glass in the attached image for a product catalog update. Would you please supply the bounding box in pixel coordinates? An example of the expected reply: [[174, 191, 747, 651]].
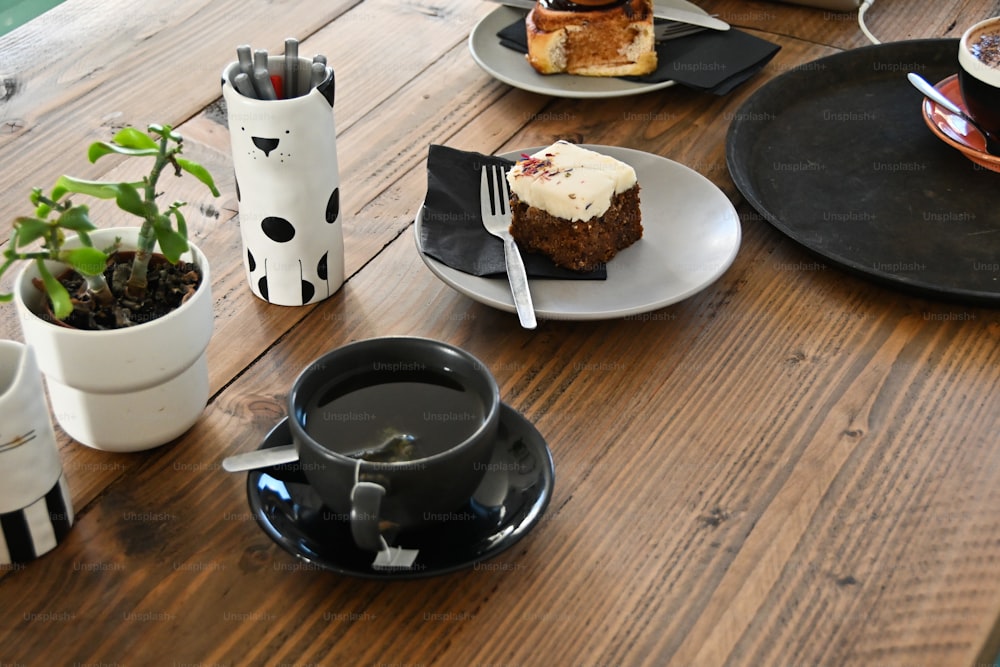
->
[[959, 17, 1000, 137]]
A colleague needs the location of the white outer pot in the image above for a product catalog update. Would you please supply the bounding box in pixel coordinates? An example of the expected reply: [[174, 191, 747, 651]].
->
[[13, 228, 213, 452]]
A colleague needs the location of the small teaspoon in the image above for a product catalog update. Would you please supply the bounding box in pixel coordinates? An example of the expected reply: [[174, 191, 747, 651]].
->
[[221, 433, 418, 473], [222, 444, 298, 472]]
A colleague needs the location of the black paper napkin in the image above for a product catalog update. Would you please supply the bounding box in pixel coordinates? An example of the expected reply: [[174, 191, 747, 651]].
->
[[419, 145, 607, 280], [496, 16, 780, 95]]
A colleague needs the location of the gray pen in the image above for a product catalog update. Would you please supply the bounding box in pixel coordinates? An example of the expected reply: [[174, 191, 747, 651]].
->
[[233, 72, 257, 99], [253, 49, 268, 74], [236, 44, 253, 78], [284, 38, 299, 99], [251, 49, 271, 98], [253, 67, 277, 100], [309, 61, 327, 90], [312, 54, 327, 66]]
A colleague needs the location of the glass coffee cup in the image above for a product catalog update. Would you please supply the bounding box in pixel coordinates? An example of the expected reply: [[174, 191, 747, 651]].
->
[[959, 16, 1000, 138]]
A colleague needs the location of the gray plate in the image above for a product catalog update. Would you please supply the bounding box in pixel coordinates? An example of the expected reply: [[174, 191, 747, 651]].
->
[[415, 145, 742, 320], [468, 5, 679, 99]]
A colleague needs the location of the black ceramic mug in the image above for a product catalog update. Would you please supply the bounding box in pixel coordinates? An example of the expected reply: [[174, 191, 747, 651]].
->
[[288, 337, 500, 552], [959, 16, 1000, 137]]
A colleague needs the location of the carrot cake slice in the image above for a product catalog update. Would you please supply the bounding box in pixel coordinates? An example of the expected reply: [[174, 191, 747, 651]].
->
[[506, 141, 642, 272]]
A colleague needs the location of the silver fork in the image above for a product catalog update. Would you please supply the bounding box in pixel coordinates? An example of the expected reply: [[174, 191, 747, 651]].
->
[[480, 164, 536, 329]]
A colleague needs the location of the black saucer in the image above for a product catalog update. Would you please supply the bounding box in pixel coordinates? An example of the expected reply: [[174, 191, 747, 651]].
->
[[246, 404, 555, 579]]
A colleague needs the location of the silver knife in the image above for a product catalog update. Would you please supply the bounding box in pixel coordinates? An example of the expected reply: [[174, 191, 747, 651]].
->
[[488, 0, 730, 32]]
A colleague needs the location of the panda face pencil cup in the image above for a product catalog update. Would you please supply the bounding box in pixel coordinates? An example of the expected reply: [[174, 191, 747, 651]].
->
[[222, 53, 345, 306]]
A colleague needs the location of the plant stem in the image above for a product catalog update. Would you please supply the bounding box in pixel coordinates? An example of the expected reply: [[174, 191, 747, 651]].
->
[[83, 274, 115, 306], [124, 131, 171, 300]]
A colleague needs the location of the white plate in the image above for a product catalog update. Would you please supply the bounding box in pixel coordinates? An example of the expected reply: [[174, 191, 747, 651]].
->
[[414, 145, 741, 320], [468, 5, 690, 99]]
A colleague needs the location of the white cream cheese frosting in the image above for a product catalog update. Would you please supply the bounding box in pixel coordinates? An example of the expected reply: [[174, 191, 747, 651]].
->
[[506, 141, 637, 221]]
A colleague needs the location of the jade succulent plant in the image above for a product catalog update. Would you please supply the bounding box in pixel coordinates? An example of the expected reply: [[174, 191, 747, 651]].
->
[[0, 124, 219, 327]]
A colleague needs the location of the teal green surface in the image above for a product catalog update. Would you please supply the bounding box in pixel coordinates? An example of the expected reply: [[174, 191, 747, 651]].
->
[[0, 0, 66, 37]]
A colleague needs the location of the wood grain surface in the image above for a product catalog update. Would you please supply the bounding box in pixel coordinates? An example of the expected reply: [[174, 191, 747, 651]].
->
[[1, 0, 998, 665]]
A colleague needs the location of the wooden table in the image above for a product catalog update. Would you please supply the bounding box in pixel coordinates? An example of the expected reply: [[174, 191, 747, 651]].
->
[[1, 1, 998, 665]]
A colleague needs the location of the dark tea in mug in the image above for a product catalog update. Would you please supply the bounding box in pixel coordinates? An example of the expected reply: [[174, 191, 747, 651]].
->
[[301, 368, 486, 463], [959, 17, 1000, 137]]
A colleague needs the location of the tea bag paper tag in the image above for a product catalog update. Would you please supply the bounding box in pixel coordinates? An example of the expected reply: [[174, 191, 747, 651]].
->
[[355, 461, 420, 570], [372, 537, 419, 570]]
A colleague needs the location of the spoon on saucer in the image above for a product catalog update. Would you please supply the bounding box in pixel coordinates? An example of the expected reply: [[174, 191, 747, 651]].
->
[[222, 444, 298, 472], [221, 433, 418, 472], [907, 72, 1000, 156]]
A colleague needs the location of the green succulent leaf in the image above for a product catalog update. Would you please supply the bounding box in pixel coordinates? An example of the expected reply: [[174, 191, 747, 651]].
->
[[114, 182, 147, 219], [75, 230, 98, 249], [176, 158, 220, 196], [88, 141, 159, 163], [37, 260, 72, 320], [168, 206, 188, 240], [154, 223, 188, 263], [56, 205, 97, 232], [112, 127, 158, 150], [66, 247, 108, 278], [51, 175, 121, 202], [13, 217, 50, 247]]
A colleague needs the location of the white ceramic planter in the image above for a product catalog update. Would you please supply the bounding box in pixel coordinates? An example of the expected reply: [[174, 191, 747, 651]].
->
[[13, 228, 214, 452], [0, 340, 73, 564]]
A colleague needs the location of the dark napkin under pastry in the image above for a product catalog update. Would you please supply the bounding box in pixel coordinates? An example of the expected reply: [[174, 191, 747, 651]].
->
[[419, 144, 607, 280], [497, 16, 780, 95]]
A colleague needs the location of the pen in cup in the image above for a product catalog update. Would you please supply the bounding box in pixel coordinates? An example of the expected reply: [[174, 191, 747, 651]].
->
[[237, 44, 253, 78], [310, 61, 327, 89], [233, 72, 257, 98], [253, 68, 277, 100], [310, 54, 329, 88], [284, 38, 299, 99], [250, 49, 277, 99]]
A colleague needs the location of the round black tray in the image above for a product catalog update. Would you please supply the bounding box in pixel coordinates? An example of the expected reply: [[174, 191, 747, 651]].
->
[[726, 39, 999, 305]]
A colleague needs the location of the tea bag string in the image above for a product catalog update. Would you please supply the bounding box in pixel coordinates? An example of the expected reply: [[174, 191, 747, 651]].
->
[[354, 458, 394, 556]]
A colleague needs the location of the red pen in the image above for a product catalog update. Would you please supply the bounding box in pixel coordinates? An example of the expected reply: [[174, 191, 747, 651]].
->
[[271, 74, 284, 100]]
